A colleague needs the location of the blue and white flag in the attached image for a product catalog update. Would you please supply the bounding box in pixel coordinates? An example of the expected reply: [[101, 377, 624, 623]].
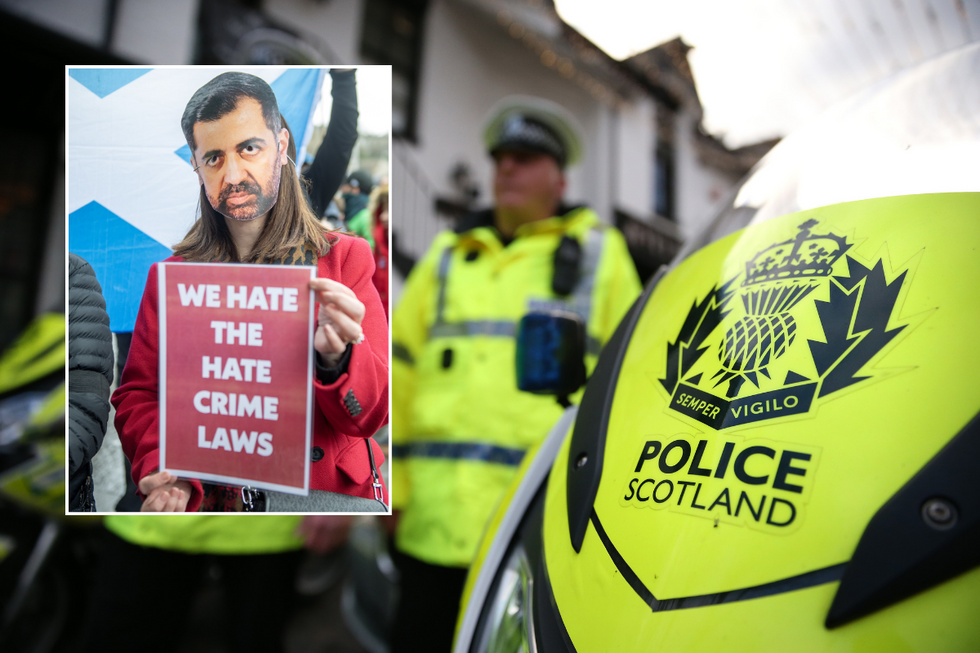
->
[[68, 67, 326, 332]]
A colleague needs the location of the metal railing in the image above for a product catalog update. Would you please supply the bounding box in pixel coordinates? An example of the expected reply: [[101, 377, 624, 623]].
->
[[391, 139, 452, 276]]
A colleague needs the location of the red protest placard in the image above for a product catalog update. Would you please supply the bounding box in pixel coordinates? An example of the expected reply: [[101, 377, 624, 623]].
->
[[158, 263, 315, 495]]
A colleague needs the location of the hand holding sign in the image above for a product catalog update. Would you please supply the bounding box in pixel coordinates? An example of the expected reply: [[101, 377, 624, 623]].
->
[[139, 471, 193, 512], [309, 278, 366, 368]]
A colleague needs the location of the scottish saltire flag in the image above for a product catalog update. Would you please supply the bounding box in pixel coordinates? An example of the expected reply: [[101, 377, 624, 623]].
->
[[68, 67, 326, 332]]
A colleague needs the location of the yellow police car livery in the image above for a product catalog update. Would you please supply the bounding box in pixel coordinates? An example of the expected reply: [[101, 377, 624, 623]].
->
[[454, 42, 980, 653], [615, 196, 953, 539]]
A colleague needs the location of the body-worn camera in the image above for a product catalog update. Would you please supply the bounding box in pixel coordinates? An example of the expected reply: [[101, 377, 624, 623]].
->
[[515, 309, 585, 398]]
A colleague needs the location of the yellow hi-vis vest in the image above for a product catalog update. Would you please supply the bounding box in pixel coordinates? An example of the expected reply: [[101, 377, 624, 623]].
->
[[391, 207, 641, 567], [104, 515, 303, 554], [0, 313, 65, 394]]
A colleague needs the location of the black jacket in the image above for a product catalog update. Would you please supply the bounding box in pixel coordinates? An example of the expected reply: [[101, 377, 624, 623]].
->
[[68, 254, 113, 512], [305, 69, 359, 218]]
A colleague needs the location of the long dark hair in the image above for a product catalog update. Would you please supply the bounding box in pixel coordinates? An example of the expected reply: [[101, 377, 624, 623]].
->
[[173, 115, 330, 263]]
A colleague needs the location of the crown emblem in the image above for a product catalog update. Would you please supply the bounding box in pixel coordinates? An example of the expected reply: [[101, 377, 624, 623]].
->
[[712, 220, 852, 398], [744, 218, 849, 286]]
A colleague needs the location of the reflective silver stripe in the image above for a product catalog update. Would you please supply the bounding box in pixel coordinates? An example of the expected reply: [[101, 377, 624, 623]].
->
[[392, 441, 526, 466], [434, 246, 453, 324], [570, 228, 605, 325], [569, 228, 606, 356], [428, 321, 597, 352], [429, 321, 516, 339], [392, 342, 415, 365]]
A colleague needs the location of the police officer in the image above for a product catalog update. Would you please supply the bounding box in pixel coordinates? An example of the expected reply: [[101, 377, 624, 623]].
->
[[390, 96, 642, 650]]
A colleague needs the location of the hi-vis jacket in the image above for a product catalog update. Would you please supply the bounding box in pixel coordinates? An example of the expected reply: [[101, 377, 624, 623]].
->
[[391, 206, 641, 567]]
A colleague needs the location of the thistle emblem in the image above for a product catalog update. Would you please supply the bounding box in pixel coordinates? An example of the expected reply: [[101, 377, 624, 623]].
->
[[713, 219, 849, 398], [660, 217, 913, 431]]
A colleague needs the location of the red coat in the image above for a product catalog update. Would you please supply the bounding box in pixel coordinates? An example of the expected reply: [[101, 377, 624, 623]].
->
[[112, 234, 389, 511], [372, 221, 389, 320]]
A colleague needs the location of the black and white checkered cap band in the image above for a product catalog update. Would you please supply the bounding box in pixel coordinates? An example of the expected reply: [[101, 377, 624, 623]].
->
[[490, 114, 567, 167]]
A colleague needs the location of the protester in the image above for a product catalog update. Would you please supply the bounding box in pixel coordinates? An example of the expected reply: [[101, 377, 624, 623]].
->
[[304, 68, 359, 221], [113, 71, 389, 512], [68, 253, 113, 512], [79, 70, 383, 653], [341, 169, 376, 250], [369, 182, 389, 320], [320, 198, 346, 231], [389, 96, 642, 650]]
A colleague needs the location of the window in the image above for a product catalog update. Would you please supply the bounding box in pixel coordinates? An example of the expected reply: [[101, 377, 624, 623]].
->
[[653, 103, 675, 221], [360, 0, 427, 141]]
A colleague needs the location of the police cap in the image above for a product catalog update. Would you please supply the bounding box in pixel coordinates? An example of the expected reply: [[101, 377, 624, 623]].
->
[[483, 96, 584, 168]]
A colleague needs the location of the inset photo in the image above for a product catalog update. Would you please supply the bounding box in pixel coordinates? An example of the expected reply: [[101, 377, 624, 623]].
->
[[67, 65, 392, 513]]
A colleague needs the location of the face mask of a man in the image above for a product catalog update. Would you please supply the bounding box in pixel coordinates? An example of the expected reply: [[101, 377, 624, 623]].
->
[[192, 97, 287, 222]]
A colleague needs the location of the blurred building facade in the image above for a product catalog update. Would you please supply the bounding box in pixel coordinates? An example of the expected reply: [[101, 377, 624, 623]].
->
[[0, 7, 128, 348], [1, 0, 775, 302]]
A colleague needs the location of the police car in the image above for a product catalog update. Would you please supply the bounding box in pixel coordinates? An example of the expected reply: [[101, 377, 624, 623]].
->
[[453, 41, 980, 653]]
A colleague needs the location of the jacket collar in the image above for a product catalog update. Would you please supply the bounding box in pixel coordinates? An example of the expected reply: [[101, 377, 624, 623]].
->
[[454, 203, 591, 243]]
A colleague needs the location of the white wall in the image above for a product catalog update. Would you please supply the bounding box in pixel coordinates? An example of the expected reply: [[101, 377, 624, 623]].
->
[[592, 102, 614, 225], [615, 98, 655, 219], [673, 110, 740, 241]]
